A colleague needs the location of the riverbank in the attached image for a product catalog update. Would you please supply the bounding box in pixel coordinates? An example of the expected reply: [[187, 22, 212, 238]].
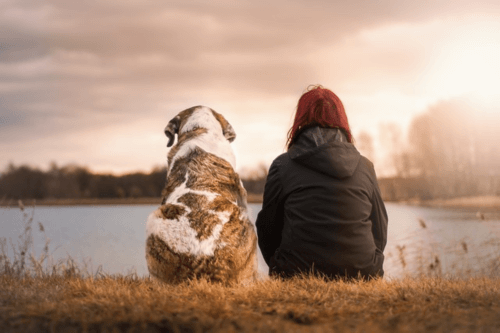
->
[[2, 195, 499, 209], [1, 274, 499, 333], [401, 195, 500, 210], [0, 193, 264, 207]]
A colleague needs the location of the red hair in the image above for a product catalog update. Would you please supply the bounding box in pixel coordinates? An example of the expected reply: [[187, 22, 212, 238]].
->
[[286, 85, 352, 149]]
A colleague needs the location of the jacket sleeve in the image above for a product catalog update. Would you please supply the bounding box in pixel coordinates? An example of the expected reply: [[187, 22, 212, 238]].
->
[[255, 159, 285, 266], [370, 177, 388, 253]]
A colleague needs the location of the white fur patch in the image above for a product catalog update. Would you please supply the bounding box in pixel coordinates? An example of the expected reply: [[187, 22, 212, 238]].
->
[[180, 106, 220, 134], [169, 107, 236, 172], [164, 175, 219, 204], [146, 175, 232, 256]]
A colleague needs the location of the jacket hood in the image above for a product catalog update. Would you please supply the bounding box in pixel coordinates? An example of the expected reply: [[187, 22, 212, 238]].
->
[[288, 126, 361, 178]]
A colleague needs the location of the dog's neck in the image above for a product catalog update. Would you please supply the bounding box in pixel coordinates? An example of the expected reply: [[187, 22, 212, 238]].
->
[[168, 108, 236, 173]]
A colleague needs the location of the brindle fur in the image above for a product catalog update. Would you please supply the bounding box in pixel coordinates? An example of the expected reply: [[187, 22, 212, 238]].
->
[[160, 204, 186, 220], [147, 107, 257, 285], [166, 127, 208, 169]]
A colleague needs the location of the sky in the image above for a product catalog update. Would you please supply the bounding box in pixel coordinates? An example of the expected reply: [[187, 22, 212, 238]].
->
[[1, 0, 500, 177]]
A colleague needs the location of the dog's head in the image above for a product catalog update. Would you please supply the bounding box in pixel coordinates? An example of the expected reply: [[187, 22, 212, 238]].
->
[[164, 106, 236, 147]]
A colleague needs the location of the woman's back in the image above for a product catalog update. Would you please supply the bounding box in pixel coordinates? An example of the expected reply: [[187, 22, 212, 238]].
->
[[256, 126, 386, 279]]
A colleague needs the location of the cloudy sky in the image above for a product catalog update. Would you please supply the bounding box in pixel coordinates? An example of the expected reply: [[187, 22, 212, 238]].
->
[[2, 0, 500, 176]]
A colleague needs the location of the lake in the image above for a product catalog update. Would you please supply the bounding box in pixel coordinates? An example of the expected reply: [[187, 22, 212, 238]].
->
[[1, 203, 499, 279]]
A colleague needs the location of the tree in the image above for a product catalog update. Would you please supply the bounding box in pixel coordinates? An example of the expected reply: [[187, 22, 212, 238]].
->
[[356, 131, 374, 163], [379, 123, 409, 177], [241, 163, 268, 195], [0, 165, 47, 199], [407, 99, 487, 197]]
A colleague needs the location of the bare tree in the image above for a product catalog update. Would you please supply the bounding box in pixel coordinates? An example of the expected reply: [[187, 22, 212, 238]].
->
[[379, 123, 409, 178], [407, 99, 491, 197], [356, 131, 375, 163]]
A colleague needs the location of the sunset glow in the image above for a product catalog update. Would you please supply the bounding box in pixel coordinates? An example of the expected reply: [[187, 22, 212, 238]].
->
[[1, 1, 500, 177]]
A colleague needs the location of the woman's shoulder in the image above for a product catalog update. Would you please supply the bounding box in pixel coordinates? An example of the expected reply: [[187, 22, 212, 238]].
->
[[358, 155, 375, 170], [271, 152, 291, 167], [357, 155, 380, 186], [265, 153, 293, 179]]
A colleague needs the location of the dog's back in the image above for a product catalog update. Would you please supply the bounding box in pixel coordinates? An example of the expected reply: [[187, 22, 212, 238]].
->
[[146, 106, 257, 284]]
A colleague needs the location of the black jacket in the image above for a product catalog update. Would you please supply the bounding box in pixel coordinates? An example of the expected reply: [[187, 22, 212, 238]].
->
[[255, 126, 388, 279]]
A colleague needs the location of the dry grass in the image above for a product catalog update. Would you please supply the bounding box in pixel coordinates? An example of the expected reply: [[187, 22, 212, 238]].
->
[[1, 274, 499, 332], [1, 201, 500, 332]]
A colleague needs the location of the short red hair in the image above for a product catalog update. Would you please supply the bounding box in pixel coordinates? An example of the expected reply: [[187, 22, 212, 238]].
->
[[286, 85, 352, 149]]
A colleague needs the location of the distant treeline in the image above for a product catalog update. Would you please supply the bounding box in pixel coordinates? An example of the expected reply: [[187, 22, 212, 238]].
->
[[0, 163, 267, 201], [360, 99, 500, 201], [378, 175, 500, 202], [3, 99, 500, 202]]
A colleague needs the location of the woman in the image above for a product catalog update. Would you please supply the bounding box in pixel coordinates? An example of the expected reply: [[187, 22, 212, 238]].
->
[[255, 85, 388, 279]]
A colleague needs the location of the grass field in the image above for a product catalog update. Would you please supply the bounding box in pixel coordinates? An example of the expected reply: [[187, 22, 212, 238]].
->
[[1, 202, 500, 332], [2, 274, 500, 333]]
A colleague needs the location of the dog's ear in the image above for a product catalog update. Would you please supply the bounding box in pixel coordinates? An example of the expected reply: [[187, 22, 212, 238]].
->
[[164, 116, 181, 147], [212, 110, 236, 142]]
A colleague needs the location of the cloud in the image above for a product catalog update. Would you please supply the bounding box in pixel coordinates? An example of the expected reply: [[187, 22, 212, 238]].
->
[[1, 0, 500, 173]]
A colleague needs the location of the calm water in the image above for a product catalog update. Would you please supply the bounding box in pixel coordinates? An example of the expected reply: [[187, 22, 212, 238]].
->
[[1, 203, 499, 279]]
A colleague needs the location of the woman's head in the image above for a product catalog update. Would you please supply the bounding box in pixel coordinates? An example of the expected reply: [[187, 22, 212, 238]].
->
[[286, 85, 352, 149]]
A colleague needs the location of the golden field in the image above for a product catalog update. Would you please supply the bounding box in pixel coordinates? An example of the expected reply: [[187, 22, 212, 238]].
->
[[1, 273, 499, 333]]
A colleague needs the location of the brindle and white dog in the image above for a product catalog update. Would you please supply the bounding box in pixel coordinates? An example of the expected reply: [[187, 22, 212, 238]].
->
[[146, 106, 257, 284]]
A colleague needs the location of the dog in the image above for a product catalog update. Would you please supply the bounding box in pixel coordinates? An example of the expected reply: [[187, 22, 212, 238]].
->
[[145, 106, 257, 284]]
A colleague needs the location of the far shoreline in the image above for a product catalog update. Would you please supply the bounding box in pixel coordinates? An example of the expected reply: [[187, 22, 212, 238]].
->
[[393, 195, 500, 210], [0, 193, 265, 207], [2, 195, 499, 209]]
